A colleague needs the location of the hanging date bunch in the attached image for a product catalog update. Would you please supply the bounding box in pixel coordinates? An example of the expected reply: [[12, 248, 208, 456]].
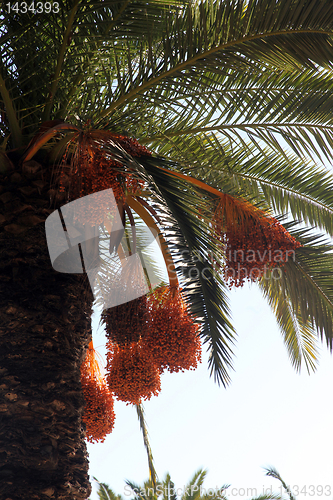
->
[[58, 130, 151, 224], [143, 285, 202, 373], [101, 295, 150, 346], [103, 286, 201, 404], [102, 290, 159, 405], [106, 341, 161, 405], [213, 194, 301, 287], [80, 341, 115, 443]]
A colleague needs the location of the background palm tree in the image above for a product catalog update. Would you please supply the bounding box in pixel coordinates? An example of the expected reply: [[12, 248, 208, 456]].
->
[[2, 1, 333, 498], [93, 466, 296, 500], [95, 469, 229, 500]]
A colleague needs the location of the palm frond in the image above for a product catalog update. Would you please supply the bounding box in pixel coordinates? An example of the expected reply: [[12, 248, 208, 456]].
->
[[124, 480, 147, 500], [264, 467, 296, 500], [259, 274, 320, 374], [147, 133, 333, 237], [4, 0, 333, 143], [161, 474, 177, 500], [140, 68, 333, 163], [0, 70, 22, 147], [0, 1, 184, 140], [260, 226, 333, 354], [139, 156, 237, 386], [95, 0, 333, 122], [93, 477, 123, 500], [181, 469, 207, 500]]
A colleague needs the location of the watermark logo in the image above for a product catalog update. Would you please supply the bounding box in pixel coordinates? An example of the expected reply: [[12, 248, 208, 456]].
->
[[123, 483, 333, 499], [123, 484, 273, 498], [45, 188, 161, 309]]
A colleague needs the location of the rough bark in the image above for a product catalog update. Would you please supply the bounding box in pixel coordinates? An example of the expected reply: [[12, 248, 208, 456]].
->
[[0, 160, 93, 499]]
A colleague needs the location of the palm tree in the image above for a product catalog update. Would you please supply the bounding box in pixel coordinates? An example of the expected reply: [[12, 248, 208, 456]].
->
[[94, 466, 296, 500], [2, 0, 333, 497], [95, 469, 229, 500]]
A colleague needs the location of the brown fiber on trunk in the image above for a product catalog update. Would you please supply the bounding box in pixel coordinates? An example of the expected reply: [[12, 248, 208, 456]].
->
[[0, 160, 93, 499]]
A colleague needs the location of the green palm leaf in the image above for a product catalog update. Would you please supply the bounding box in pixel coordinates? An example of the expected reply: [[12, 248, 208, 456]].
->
[[93, 476, 123, 500], [260, 226, 333, 365], [259, 274, 320, 374], [138, 156, 237, 386], [265, 467, 296, 500], [147, 133, 333, 237], [140, 67, 333, 163]]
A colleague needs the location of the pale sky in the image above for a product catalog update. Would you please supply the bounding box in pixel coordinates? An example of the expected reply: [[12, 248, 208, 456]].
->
[[87, 273, 333, 500]]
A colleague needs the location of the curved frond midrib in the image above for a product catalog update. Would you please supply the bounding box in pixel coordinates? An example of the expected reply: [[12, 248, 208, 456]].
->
[[141, 121, 333, 141], [98, 28, 333, 119]]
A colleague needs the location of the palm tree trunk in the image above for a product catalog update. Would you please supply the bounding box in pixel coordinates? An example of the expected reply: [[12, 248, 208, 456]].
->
[[0, 162, 93, 499]]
